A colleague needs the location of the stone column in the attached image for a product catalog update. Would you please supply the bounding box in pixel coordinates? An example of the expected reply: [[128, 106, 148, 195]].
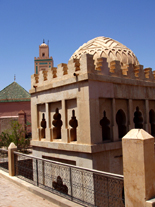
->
[[122, 129, 155, 207], [145, 99, 149, 132], [112, 98, 118, 141], [128, 99, 134, 130], [8, 142, 17, 176], [45, 103, 50, 141], [61, 99, 68, 142]]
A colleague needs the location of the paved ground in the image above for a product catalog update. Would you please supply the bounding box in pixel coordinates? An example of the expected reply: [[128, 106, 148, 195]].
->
[[0, 174, 59, 207]]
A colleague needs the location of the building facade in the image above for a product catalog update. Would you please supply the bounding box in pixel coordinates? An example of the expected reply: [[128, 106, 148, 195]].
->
[[30, 37, 155, 175], [0, 81, 31, 135]]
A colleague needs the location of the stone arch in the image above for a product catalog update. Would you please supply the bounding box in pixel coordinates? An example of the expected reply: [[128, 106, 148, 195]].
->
[[116, 109, 127, 139], [149, 109, 155, 137], [100, 111, 110, 141], [133, 106, 143, 129]]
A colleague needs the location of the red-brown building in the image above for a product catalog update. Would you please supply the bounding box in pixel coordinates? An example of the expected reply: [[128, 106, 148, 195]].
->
[[0, 81, 31, 135]]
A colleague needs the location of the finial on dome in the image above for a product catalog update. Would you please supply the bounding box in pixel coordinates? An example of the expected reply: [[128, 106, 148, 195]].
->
[[43, 39, 45, 43]]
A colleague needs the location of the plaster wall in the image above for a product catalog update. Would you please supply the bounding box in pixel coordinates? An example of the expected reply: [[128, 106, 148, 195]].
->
[[31, 81, 91, 144], [0, 102, 30, 118], [92, 148, 123, 174], [32, 146, 93, 169]]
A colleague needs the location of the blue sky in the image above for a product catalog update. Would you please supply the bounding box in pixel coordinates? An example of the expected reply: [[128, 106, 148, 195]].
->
[[0, 0, 155, 91]]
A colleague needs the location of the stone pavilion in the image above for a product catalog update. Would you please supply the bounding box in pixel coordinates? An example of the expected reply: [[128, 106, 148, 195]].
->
[[30, 37, 155, 174]]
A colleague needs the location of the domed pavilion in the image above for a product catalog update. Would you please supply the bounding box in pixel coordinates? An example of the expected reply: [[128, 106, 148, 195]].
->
[[30, 36, 155, 175]]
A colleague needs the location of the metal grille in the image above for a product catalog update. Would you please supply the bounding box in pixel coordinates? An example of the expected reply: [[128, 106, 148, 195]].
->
[[14, 152, 124, 207], [0, 148, 8, 172]]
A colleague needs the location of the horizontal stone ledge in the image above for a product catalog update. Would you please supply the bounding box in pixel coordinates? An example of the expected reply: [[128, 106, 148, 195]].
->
[[31, 140, 122, 153]]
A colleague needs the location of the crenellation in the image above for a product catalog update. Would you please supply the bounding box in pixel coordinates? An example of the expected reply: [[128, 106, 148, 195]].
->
[[43, 70, 47, 81], [47, 68, 53, 82], [68, 59, 78, 75], [134, 65, 144, 79], [109, 60, 122, 77], [31, 56, 155, 89], [62, 63, 68, 75], [57, 64, 65, 78], [144, 67, 154, 81], [52, 67, 57, 78], [80, 54, 95, 73], [74, 59, 80, 71], [38, 70, 45, 84], [31, 74, 39, 88], [153, 71, 155, 80], [96, 58, 103, 71], [95, 57, 109, 75], [121, 64, 135, 79]]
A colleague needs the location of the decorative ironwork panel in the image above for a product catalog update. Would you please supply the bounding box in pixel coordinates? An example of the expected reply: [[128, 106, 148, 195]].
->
[[0, 149, 8, 172], [14, 152, 125, 207], [14, 153, 35, 185]]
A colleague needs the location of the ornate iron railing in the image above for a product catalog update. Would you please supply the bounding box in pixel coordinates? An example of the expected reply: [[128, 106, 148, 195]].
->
[[14, 151, 124, 207], [0, 148, 8, 172]]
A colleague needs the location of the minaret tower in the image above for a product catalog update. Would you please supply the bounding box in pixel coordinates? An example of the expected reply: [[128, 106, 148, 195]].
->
[[34, 40, 53, 74]]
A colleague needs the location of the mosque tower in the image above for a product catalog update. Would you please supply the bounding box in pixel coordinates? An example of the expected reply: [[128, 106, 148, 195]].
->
[[34, 40, 53, 74]]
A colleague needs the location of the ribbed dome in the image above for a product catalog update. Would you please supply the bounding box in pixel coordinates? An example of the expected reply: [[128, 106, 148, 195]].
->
[[70, 36, 139, 66]]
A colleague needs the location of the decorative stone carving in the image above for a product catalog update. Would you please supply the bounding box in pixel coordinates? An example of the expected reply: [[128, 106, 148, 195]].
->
[[52, 108, 63, 139], [100, 111, 110, 141], [69, 110, 78, 141], [133, 107, 143, 129], [70, 36, 139, 66], [41, 113, 46, 138]]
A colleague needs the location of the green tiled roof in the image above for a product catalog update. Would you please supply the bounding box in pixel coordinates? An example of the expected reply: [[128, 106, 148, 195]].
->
[[0, 82, 30, 102]]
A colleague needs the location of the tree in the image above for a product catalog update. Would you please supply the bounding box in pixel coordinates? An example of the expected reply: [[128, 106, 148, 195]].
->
[[0, 120, 30, 152]]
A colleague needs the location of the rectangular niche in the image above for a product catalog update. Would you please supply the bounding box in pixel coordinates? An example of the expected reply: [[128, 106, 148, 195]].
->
[[37, 103, 45, 128], [49, 101, 62, 128], [99, 98, 112, 141], [65, 98, 78, 142], [132, 100, 145, 128], [49, 101, 62, 140], [149, 100, 155, 112]]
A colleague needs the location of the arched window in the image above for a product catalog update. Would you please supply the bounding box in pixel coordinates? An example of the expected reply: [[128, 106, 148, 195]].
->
[[116, 109, 127, 139], [100, 111, 110, 141], [149, 109, 155, 137], [133, 106, 143, 129]]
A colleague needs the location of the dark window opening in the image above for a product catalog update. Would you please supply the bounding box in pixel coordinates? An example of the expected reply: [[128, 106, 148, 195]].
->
[[41, 113, 46, 138], [149, 109, 155, 137], [100, 111, 111, 141], [69, 110, 78, 141], [133, 106, 143, 129], [116, 109, 127, 139], [52, 108, 63, 139]]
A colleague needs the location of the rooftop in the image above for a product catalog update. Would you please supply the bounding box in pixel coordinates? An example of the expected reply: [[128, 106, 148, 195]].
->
[[0, 82, 30, 102]]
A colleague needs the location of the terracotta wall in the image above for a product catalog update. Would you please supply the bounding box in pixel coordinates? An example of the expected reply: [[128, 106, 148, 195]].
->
[[0, 101, 31, 134]]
